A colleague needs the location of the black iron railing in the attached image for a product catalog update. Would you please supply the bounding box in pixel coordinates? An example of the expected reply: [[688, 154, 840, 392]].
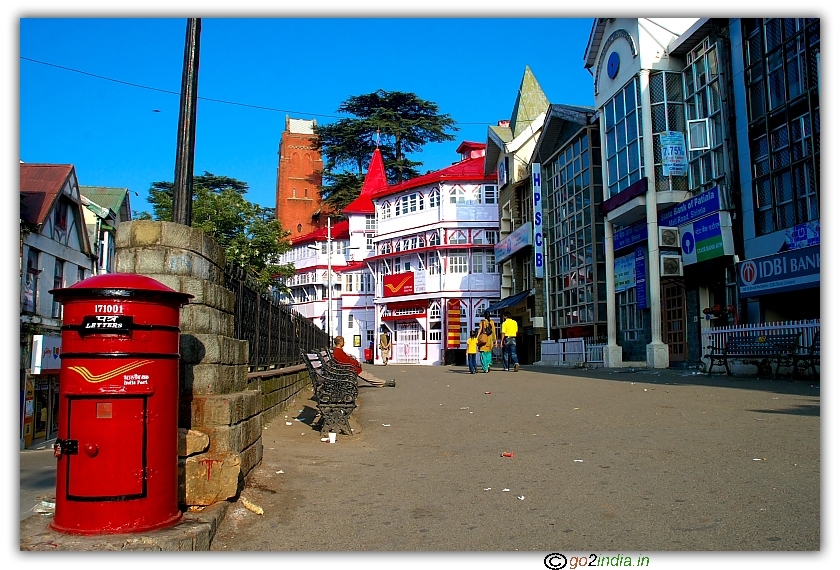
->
[[224, 263, 330, 370]]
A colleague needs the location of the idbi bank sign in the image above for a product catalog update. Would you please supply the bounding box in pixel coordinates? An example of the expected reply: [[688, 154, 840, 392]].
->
[[737, 245, 820, 297]]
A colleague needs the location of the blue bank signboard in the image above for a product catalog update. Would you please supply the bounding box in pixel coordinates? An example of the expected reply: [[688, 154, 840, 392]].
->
[[737, 245, 820, 297]]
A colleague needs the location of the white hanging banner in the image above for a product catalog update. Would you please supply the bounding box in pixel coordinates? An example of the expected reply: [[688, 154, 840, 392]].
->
[[532, 163, 544, 279]]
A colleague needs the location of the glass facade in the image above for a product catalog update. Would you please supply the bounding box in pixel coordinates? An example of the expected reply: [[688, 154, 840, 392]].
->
[[603, 77, 643, 198], [545, 127, 606, 331], [650, 70, 689, 192], [743, 18, 820, 235]]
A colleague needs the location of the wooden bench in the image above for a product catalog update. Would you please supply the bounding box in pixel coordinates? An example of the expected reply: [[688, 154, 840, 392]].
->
[[301, 350, 358, 436], [705, 333, 801, 378], [794, 332, 820, 378]]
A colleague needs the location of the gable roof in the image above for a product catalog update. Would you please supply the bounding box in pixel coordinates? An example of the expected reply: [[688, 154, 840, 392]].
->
[[509, 66, 550, 138], [20, 163, 74, 226], [343, 148, 388, 215], [289, 219, 350, 246], [372, 143, 495, 199], [80, 186, 132, 222]]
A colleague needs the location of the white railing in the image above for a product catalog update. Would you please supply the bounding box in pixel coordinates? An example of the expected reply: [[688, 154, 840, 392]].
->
[[540, 338, 599, 365], [701, 319, 819, 356]]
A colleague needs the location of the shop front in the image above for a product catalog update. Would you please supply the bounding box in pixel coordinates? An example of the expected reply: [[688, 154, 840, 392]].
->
[[23, 334, 62, 448]]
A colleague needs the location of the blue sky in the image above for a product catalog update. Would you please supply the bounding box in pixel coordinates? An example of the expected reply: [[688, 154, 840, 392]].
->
[[20, 17, 597, 218]]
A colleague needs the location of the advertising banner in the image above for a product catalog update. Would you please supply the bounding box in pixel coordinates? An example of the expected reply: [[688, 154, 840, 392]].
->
[[532, 164, 544, 278], [737, 245, 820, 297], [634, 246, 648, 309], [614, 253, 635, 293], [659, 186, 721, 228], [495, 222, 533, 263], [660, 131, 688, 176], [446, 299, 461, 348], [679, 211, 735, 265], [383, 272, 415, 298]]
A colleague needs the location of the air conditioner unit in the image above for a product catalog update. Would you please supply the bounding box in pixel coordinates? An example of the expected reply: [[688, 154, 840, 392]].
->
[[659, 226, 680, 248], [660, 254, 684, 277]]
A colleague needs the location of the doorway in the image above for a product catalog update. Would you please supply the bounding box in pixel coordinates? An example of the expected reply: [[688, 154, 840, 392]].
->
[[394, 322, 421, 364], [661, 280, 688, 363]]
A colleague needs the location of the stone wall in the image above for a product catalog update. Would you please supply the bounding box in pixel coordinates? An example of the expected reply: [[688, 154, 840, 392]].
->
[[114, 220, 308, 507]]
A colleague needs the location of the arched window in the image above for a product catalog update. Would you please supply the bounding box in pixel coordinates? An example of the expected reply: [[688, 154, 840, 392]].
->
[[297, 223, 302, 233], [429, 188, 441, 208], [380, 201, 391, 220]]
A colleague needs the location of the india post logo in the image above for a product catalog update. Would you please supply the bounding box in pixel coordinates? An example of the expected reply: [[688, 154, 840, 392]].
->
[[740, 261, 757, 285]]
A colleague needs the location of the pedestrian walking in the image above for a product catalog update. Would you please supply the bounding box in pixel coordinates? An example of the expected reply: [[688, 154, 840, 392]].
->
[[333, 336, 395, 387], [500, 311, 520, 372], [478, 311, 496, 373], [379, 327, 391, 365], [466, 329, 478, 374]]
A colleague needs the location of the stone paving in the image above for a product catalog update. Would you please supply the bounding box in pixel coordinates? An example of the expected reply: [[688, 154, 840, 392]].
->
[[208, 362, 820, 551]]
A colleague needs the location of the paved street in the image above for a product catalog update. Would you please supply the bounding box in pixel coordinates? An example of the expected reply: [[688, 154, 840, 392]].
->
[[208, 363, 820, 551], [20, 447, 57, 521]]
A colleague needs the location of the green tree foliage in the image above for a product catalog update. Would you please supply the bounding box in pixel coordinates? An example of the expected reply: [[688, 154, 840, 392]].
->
[[313, 90, 458, 212], [137, 172, 294, 290]]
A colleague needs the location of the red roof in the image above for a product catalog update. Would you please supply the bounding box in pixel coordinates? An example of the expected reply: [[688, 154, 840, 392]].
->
[[335, 261, 369, 273], [343, 148, 388, 215], [289, 219, 350, 246], [20, 163, 74, 225], [371, 145, 496, 199]]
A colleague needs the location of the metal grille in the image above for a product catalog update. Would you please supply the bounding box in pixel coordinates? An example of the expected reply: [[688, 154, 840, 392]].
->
[[224, 262, 330, 371], [394, 322, 421, 364]]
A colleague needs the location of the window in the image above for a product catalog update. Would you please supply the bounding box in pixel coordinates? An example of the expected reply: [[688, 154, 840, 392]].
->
[[472, 251, 485, 274], [380, 201, 391, 220], [429, 188, 441, 208], [483, 184, 498, 204], [396, 194, 418, 216], [743, 18, 820, 235], [52, 260, 64, 318], [23, 248, 40, 313], [650, 70, 688, 192], [428, 253, 441, 275], [366, 235, 374, 251], [393, 257, 402, 273], [448, 250, 468, 274], [484, 250, 497, 274], [683, 38, 726, 193], [345, 274, 354, 292], [365, 214, 377, 231], [55, 200, 68, 230], [347, 313, 354, 329], [428, 232, 441, 246], [429, 303, 441, 320], [78, 267, 86, 283], [618, 289, 642, 341], [603, 77, 644, 198], [448, 230, 468, 245], [449, 186, 467, 204]]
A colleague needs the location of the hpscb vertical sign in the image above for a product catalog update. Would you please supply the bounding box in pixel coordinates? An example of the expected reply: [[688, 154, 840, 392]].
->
[[532, 163, 544, 279]]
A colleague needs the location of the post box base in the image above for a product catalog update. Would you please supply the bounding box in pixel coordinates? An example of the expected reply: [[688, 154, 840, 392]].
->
[[49, 510, 182, 536]]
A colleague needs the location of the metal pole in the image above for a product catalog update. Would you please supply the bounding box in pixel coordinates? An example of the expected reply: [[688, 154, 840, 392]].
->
[[327, 217, 332, 339], [172, 18, 201, 226]]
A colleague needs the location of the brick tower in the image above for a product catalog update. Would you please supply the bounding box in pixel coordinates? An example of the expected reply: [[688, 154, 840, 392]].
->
[[275, 116, 324, 237]]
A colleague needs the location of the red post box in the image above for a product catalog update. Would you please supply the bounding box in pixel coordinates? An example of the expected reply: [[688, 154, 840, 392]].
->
[[49, 273, 192, 535]]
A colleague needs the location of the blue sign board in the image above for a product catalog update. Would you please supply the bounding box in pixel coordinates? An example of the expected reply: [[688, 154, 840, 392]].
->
[[532, 164, 544, 279], [737, 245, 820, 297], [614, 221, 647, 251], [659, 186, 721, 228], [634, 246, 648, 309], [495, 222, 533, 263], [784, 220, 820, 251]]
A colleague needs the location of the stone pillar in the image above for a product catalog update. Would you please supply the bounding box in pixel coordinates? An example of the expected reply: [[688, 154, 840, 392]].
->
[[639, 69, 669, 369], [603, 219, 623, 367], [114, 220, 260, 507]]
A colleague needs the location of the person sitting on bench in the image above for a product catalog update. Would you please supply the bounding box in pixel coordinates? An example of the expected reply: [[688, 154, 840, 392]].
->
[[333, 336, 396, 387]]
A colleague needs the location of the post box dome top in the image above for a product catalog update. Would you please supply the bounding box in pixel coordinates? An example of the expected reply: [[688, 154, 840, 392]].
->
[[51, 273, 193, 302]]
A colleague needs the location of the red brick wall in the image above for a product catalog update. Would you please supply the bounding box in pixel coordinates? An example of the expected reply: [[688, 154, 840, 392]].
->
[[275, 127, 324, 237]]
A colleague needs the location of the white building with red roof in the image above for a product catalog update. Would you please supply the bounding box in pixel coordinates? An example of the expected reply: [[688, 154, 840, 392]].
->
[[280, 141, 500, 365], [369, 141, 499, 365]]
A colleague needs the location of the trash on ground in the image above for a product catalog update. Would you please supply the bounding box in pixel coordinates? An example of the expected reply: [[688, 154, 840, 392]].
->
[[301, 433, 305, 436], [285, 422, 293, 425], [460, 407, 470, 410], [321, 437, 329, 442], [470, 412, 474, 414], [573, 459, 583, 463], [502, 488, 510, 492], [240, 497, 264, 516], [484, 392, 492, 395], [382, 423, 391, 427], [298, 409, 303, 412], [501, 452, 514, 458], [484, 488, 492, 491], [536, 414, 540, 417], [644, 389, 648, 392], [276, 470, 284, 474], [187, 505, 204, 512], [753, 458, 766, 461], [517, 496, 525, 500], [263, 427, 268, 430]]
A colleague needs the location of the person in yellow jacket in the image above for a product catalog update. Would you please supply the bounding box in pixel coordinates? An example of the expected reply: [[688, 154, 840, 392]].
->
[[466, 329, 479, 374], [478, 311, 496, 373], [500, 311, 520, 372]]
